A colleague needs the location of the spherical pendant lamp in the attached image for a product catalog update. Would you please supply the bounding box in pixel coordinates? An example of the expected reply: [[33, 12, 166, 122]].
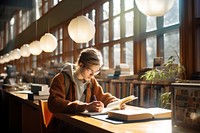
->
[[29, 41, 43, 55], [13, 48, 21, 59], [68, 15, 96, 43], [0, 56, 3, 64], [1, 56, 6, 64], [20, 44, 31, 57], [135, 0, 176, 16], [4, 54, 10, 63], [40, 33, 58, 52], [8, 51, 14, 61]]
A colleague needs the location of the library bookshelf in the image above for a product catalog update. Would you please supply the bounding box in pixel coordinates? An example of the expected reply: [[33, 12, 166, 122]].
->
[[97, 78, 171, 108]]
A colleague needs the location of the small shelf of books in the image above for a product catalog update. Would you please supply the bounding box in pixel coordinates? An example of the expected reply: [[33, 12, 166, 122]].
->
[[171, 82, 200, 131]]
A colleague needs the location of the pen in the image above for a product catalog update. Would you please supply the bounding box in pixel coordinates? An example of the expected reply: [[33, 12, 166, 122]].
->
[[93, 95, 97, 101]]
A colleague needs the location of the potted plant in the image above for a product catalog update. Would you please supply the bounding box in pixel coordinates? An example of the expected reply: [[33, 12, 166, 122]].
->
[[140, 55, 186, 83], [140, 51, 186, 109]]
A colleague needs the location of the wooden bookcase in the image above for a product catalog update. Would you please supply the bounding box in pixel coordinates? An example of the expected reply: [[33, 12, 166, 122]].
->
[[97, 79, 171, 108]]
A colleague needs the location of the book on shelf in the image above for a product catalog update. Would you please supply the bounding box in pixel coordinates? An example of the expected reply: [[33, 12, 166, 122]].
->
[[80, 95, 138, 116], [108, 107, 171, 121]]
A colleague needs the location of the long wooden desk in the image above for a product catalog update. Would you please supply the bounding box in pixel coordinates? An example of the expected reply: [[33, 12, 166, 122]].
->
[[54, 113, 172, 133], [0, 88, 48, 133], [1, 88, 199, 133], [53, 106, 199, 133]]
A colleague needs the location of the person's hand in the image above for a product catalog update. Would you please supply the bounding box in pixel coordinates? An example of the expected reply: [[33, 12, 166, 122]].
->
[[72, 100, 84, 104], [86, 101, 104, 112], [120, 103, 126, 110]]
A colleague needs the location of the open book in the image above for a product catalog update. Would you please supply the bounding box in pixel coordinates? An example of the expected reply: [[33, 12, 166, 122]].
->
[[80, 95, 138, 116], [108, 107, 171, 121]]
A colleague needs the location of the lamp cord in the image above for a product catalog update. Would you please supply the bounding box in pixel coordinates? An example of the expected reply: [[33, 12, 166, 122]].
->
[[35, 19, 37, 39], [81, 0, 85, 15]]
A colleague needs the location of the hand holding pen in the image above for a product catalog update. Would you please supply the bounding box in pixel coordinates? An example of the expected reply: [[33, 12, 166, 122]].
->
[[93, 95, 97, 101], [86, 95, 104, 112]]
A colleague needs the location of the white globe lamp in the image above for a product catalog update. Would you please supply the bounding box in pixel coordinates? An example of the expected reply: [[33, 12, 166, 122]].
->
[[1, 56, 5, 64], [0, 56, 3, 64], [29, 41, 43, 55], [68, 15, 96, 43], [13, 48, 21, 59], [4, 54, 10, 63], [20, 44, 31, 57], [8, 51, 14, 61], [135, 0, 176, 16], [40, 33, 58, 52]]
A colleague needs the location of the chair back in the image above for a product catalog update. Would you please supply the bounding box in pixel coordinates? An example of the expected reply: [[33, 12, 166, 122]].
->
[[39, 100, 53, 133]]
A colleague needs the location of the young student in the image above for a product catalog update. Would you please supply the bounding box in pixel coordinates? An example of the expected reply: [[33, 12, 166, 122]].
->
[[47, 47, 125, 133]]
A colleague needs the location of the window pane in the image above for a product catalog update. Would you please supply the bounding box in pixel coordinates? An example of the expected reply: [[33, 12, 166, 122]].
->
[[146, 36, 157, 67], [125, 41, 133, 73], [146, 16, 157, 32], [164, 0, 179, 27], [114, 44, 120, 67], [10, 17, 15, 40], [26, 11, 31, 28], [44, 1, 48, 14], [164, 31, 180, 63], [55, 46, 58, 55], [36, 0, 42, 19], [102, 2, 109, 20], [101, 21, 109, 42], [59, 40, 63, 54], [59, 28, 63, 39], [19, 11, 22, 33], [124, 0, 134, 11], [113, 0, 121, 16], [37, 0, 42, 7], [103, 46, 109, 68], [92, 9, 96, 22], [125, 11, 134, 37], [113, 16, 120, 40], [88, 10, 96, 46], [52, 0, 58, 6]]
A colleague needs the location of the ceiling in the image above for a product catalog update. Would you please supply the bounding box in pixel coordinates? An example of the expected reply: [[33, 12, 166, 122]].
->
[[0, 0, 34, 31]]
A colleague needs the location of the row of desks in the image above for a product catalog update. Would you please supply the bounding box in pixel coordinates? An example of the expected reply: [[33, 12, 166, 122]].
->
[[0, 88, 198, 133]]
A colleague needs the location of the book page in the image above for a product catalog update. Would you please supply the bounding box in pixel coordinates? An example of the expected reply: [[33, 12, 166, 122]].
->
[[146, 108, 171, 119], [80, 95, 138, 116], [107, 95, 138, 109]]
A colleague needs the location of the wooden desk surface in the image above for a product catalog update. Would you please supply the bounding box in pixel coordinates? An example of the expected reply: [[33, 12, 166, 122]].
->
[[54, 106, 172, 133], [54, 105, 200, 133], [54, 113, 171, 133], [1, 88, 199, 133]]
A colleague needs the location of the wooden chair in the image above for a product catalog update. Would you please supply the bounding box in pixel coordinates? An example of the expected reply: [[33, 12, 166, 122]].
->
[[39, 100, 53, 133]]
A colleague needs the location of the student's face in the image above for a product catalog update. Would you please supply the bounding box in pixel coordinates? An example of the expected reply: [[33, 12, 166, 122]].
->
[[81, 65, 100, 80]]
